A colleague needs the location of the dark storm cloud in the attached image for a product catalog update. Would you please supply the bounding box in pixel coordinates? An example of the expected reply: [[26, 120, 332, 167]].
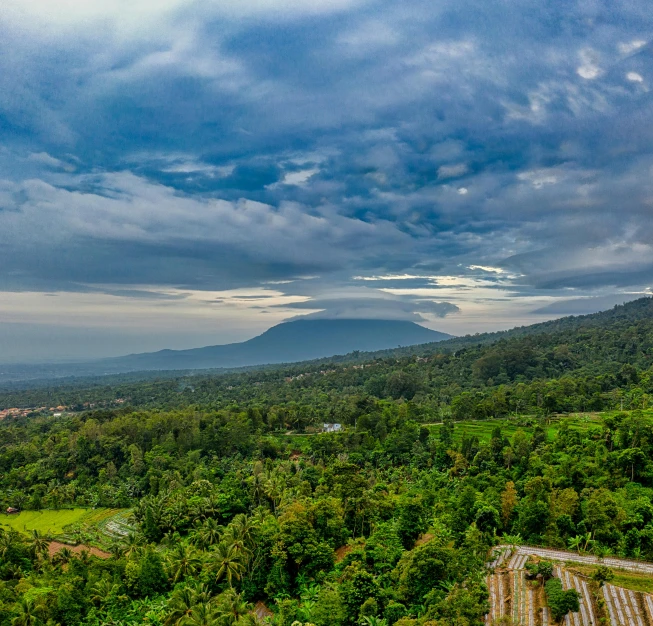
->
[[1, 0, 653, 328]]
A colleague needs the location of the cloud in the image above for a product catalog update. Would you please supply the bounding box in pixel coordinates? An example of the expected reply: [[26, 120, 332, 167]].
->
[[437, 163, 469, 179], [282, 295, 460, 321], [531, 294, 648, 316], [1, 0, 653, 358]]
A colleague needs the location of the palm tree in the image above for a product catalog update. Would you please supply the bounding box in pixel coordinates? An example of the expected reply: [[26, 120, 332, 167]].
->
[[193, 519, 223, 550], [361, 617, 388, 626], [52, 546, 74, 567], [165, 586, 196, 626], [212, 543, 245, 588], [11, 598, 42, 626], [167, 543, 202, 585], [179, 602, 219, 626], [121, 532, 144, 559], [90, 577, 120, 606], [502, 533, 523, 548], [216, 589, 250, 626], [29, 530, 50, 560]]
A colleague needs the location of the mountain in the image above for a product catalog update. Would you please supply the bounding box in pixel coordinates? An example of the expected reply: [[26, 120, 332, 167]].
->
[[101, 319, 452, 372]]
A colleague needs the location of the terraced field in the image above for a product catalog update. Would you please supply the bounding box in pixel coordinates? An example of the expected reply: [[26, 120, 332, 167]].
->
[[0, 507, 132, 546], [0, 508, 92, 535], [487, 545, 653, 626], [430, 410, 653, 446]]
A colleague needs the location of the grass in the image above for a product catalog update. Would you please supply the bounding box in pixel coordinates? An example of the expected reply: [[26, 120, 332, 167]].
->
[[427, 412, 610, 444], [570, 564, 653, 594], [0, 507, 131, 543], [0, 508, 95, 536]]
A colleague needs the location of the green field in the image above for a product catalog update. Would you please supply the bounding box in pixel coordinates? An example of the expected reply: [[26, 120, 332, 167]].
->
[[0, 508, 130, 542], [571, 564, 653, 594], [0, 508, 94, 535], [425, 412, 640, 444]]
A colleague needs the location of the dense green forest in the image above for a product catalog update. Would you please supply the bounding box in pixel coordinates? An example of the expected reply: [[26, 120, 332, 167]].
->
[[1, 298, 653, 625]]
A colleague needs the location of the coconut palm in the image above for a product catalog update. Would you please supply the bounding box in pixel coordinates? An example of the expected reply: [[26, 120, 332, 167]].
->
[[52, 546, 74, 566], [121, 532, 144, 559], [165, 584, 216, 626], [165, 586, 196, 626], [193, 519, 223, 550], [361, 617, 388, 626], [179, 602, 219, 626], [212, 543, 245, 588], [215, 589, 250, 626], [11, 598, 43, 626], [29, 530, 50, 559], [90, 577, 120, 606], [167, 543, 203, 585]]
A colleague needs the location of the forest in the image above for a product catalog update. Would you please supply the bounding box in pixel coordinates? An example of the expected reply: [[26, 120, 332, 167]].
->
[[1, 298, 653, 625]]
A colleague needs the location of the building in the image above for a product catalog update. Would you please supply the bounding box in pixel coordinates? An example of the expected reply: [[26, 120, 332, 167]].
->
[[6, 507, 19, 514], [323, 423, 342, 433]]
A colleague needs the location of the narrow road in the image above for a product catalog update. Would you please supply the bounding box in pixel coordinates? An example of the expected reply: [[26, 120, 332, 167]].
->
[[495, 544, 653, 575]]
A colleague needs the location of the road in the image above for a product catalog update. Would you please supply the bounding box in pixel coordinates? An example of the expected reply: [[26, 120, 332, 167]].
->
[[495, 544, 653, 575]]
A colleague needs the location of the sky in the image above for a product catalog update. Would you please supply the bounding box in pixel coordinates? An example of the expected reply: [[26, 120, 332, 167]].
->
[[0, 0, 652, 361]]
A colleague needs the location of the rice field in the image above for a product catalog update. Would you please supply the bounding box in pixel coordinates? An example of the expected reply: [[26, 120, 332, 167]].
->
[[0, 507, 131, 543], [429, 413, 605, 445], [0, 509, 93, 535]]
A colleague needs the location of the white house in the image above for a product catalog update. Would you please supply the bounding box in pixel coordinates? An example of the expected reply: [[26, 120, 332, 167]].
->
[[323, 423, 342, 433]]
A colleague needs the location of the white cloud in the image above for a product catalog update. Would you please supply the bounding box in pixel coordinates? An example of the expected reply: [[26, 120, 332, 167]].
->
[[280, 168, 319, 186], [517, 169, 559, 188], [27, 152, 75, 171], [626, 72, 644, 83], [437, 163, 468, 179], [338, 19, 399, 53], [618, 40, 647, 55], [468, 265, 505, 274], [3, 0, 367, 33], [577, 48, 602, 80]]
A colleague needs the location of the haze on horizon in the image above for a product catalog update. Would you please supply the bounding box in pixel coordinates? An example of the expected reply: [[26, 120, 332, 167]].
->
[[0, 0, 652, 362]]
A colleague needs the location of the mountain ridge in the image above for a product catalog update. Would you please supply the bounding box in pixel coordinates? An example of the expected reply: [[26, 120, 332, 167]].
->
[[101, 318, 452, 371]]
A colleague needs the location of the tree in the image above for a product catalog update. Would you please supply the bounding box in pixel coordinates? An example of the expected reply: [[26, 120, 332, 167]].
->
[[130, 547, 169, 597], [545, 578, 579, 621], [29, 530, 49, 560], [215, 589, 250, 626], [167, 543, 203, 584], [395, 540, 457, 604], [501, 482, 518, 528], [592, 565, 614, 587], [212, 542, 245, 588], [11, 598, 43, 626]]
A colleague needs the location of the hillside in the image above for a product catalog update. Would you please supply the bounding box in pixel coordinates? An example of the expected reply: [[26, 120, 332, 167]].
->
[[1, 296, 652, 413], [2, 301, 653, 626]]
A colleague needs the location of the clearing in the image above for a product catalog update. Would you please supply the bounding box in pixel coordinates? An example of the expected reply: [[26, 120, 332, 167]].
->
[[0, 507, 131, 545]]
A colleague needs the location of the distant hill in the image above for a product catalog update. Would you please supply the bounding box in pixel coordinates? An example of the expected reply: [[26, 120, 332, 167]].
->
[[101, 318, 452, 372], [2, 298, 651, 388]]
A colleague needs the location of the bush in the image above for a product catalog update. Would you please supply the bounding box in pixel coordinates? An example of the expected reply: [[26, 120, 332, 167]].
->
[[545, 578, 579, 621]]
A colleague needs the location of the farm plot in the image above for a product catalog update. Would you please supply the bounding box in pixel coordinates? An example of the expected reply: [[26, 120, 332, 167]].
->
[[0, 508, 132, 550], [602, 583, 650, 626], [0, 509, 92, 535], [512, 569, 527, 625], [489, 544, 653, 626], [486, 573, 508, 623]]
